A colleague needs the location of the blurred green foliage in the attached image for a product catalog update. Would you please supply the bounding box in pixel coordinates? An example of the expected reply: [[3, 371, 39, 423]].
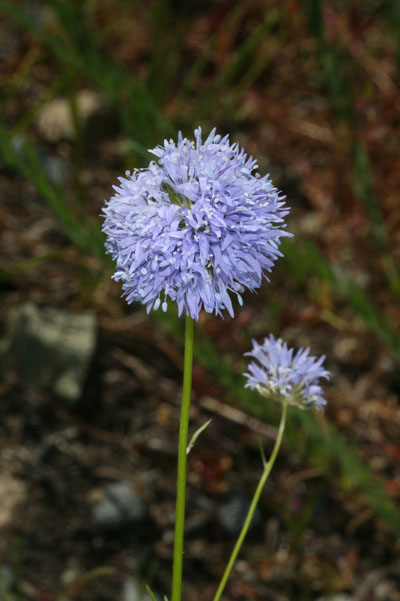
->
[[1, 0, 399, 541]]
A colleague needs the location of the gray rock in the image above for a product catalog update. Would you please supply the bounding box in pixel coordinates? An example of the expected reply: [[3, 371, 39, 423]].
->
[[37, 146, 68, 185], [35, 90, 117, 145], [93, 482, 148, 532], [217, 489, 261, 537], [0, 303, 97, 403], [375, 580, 400, 601], [9, 136, 67, 185], [122, 578, 158, 601], [0, 564, 14, 600]]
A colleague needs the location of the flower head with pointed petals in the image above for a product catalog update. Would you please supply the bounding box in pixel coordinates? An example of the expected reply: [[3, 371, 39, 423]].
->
[[244, 335, 330, 410], [102, 127, 292, 320]]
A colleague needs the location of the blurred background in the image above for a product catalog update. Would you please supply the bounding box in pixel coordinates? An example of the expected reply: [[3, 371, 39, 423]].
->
[[1, 1, 400, 600]]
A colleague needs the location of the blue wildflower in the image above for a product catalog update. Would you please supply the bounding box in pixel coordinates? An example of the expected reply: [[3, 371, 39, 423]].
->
[[244, 335, 330, 410], [102, 127, 292, 320]]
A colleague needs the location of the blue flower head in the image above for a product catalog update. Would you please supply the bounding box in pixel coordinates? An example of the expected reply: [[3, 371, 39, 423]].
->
[[244, 335, 330, 410], [102, 127, 292, 320]]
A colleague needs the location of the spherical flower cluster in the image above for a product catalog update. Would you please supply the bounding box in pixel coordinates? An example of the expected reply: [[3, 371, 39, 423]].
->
[[244, 335, 330, 410], [102, 127, 292, 320]]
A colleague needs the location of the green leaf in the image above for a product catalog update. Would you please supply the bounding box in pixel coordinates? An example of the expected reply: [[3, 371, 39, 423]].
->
[[146, 584, 159, 601], [187, 419, 212, 455]]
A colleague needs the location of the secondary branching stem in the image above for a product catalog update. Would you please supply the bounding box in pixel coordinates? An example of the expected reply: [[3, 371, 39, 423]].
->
[[212, 402, 288, 601]]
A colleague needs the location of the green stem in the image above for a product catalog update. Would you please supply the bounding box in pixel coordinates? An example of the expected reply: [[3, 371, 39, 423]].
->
[[213, 402, 288, 601], [171, 315, 194, 601]]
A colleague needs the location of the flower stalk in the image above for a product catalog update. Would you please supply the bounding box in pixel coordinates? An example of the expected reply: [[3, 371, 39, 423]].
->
[[212, 402, 288, 601], [171, 315, 194, 601]]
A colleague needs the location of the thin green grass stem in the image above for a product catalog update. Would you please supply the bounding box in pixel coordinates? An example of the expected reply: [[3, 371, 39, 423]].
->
[[171, 315, 194, 601], [213, 402, 288, 601]]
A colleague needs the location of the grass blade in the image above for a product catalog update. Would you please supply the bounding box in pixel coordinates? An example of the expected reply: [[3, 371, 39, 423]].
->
[[282, 238, 400, 360]]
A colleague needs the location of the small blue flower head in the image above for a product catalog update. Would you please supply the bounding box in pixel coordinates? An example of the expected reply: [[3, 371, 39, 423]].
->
[[244, 335, 330, 411], [102, 127, 292, 320]]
